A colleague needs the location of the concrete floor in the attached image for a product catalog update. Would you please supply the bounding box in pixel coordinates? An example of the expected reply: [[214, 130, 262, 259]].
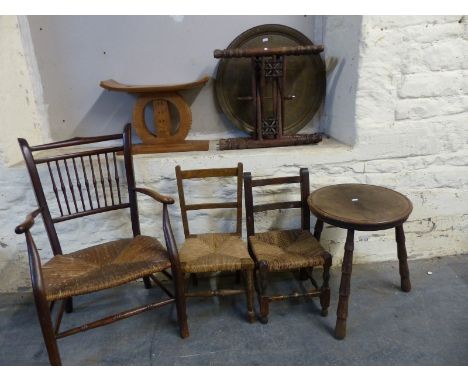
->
[[0, 254, 467, 365]]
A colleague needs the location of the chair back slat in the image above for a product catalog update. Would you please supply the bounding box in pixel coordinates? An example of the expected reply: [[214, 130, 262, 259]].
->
[[251, 176, 300, 187], [18, 124, 139, 255], [244, 168, 310, 237], [34, 146, 122, 164], [175, 163, 244, 238], [52, 204, 130, 223], [252, 201, 302, 213], [179, 167, 239, 179], [30, 133, 123, 151], [185, 202, 238, 211]]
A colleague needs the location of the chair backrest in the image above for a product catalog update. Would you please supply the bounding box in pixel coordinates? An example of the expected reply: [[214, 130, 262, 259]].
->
[[175, 163, 244, 238], [18, 124, 140, 255], [243, 168, 310, 237]]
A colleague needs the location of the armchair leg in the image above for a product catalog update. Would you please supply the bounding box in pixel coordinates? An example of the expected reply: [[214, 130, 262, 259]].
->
[[35, 296, 62, 365], [172, 268, 189, 338], [320, 254, 332, 317], [64, 297, 73, 314], [244, 269, 255, 323], [143, 276, 152, 289]]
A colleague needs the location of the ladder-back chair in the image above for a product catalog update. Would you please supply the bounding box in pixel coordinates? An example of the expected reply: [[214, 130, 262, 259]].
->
[[15, 124, 187, 365], [175, 163, 255, 332], [244, 168, 332, 323]]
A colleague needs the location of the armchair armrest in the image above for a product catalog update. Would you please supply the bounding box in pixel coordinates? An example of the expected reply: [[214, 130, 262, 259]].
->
[[15, 208, 42, 234], [134, 187, 175, 205]]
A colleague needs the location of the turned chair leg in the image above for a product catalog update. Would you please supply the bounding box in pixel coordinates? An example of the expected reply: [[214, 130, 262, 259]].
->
[[190, 273, 198, 287], [335, 229, 354, 340], [298, 267, 311, 281], [244, 269, 255, 323], [395, 225, 411, 292], [143, 276, 152, 289], [64, 297, 73, 314], [258, 261, 270, 324], [35, 297, 61, 365], [235, 270, 242, 284], [320, 253, 332, 317]]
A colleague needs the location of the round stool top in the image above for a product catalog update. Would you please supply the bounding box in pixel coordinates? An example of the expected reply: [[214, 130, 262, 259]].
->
[[308, 184, 413, 231]]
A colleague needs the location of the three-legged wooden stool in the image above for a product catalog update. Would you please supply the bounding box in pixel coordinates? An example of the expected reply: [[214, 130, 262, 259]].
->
[[307, 184, 413, 339]]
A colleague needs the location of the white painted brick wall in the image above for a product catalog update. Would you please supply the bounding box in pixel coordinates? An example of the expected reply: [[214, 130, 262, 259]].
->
[[1, 16, 467, 292]]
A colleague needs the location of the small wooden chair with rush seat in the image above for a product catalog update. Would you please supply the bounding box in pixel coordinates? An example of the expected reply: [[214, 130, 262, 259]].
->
[[15, 124, 187, 365], [175, 163, 255, 331], [244, 168, 332, 323]]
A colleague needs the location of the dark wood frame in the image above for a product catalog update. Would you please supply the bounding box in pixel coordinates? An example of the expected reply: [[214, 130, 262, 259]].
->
[[307, 184, 412, 339], [174, 163, 255, 329], [244, 168, 332, 323], [15, 124, 188, 365]]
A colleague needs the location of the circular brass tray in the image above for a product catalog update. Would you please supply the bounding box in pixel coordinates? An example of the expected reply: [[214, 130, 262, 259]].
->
[[215, 24, 325, 135]]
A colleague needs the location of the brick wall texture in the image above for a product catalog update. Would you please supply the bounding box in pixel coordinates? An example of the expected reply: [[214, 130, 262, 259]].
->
[[0, 16, 467, 291]]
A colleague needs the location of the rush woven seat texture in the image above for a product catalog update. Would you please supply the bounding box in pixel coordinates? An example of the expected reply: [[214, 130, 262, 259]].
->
[[248, 229, 327, 271], [179, 233, 254, 273], [244, 168, 332, 324], [175, 163, 255, 328], [42, 236, 171, 301], [15, 125, 188, 365]]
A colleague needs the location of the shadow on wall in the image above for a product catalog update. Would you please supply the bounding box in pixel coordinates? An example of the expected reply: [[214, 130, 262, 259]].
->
[[321, 15, 362, 146], [322, 58, 345, 134], [27, 15, 323, 142], [71, 91, 133, 138]]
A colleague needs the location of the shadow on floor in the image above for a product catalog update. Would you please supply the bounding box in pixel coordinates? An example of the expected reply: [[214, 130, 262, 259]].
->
[[0, 254, 467, 365]]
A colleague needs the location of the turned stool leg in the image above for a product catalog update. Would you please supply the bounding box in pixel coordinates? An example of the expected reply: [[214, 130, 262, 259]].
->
[[335, 229, 354, 340], [320, 253, 332, 317], [395, 225, 411, 292], [315, 219, 330, 316]]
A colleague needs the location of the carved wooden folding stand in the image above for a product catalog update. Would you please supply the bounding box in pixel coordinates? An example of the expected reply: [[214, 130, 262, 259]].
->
[[100, 77, 209, 154], [214, 25, 326, 150]]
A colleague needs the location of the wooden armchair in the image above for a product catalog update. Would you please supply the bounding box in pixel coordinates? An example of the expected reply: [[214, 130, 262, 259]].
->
[[15, 124, 187, 365], [244, 168, 332, 323], [174, 163, 255, 333]]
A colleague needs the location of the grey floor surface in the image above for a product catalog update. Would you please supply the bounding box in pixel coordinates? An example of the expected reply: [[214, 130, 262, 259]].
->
[[0, 254, 467, 365]]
